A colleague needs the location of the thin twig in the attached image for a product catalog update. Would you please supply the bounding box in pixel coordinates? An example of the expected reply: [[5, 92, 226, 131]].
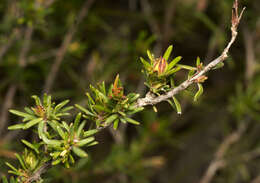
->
[[136, 1, 245, 108], [0, 28, 21, 63], [43, 0, 95, 93], [251, 175, 260, 183], [0, 84, 17, 135], [18, 26, 34, 67], [198, 122, 247, 183], [26, 161, 52, 183], [243, 26, 256, 82]]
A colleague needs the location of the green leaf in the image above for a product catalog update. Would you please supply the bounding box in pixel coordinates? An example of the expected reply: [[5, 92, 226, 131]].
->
[[127, 107, 144, 115], [76, 137, 95, 147], [176, 64, 196, 70], [2, 176, 8, 183], [104, 114, 118, 125], [147, 50, 154, 61], [188, 69, 196, 79], [24, 107, 34, 115], [127, 93, 140, 103], [76, 121, 86, 138], [83, 129, 98, 137], [86, 92, 95, 105], [163, 45, 173, 61], [23, 118, 42, 129], [21, 140, 39, 154], [165, 66, 181, 76], [5, 162, 18, 172], [75, 104, 95, 116], [55, 100, 70, 112], [8, 123, 25, 130], [73, 113, 82, 130], [56, 126, 66, 139], [94, 104, 111, 113], [87, 141, 99, 147], [140, 57, 151, 70], [60, 106, 73, 113], [123, 117, 140, 125], [196, 57, 201, 67], [10, 176, 16, 183], [52, 159, 62, 166], [31, 95, 42, 106], [62, 121, 70, 132], [153, 106, 158, 113], [38, 121, 61, 146], [69, 154, 75, 164], [113, 119, 119, 130], [9, 109, 33, 118], [15, 153, 26, 170], [194, 83, 204, 102], [168, 56, 182, 70], [172, 96, 182, 114], [99, 81, 106, 96], [72, 146, 88, 158], [90, 85, 108, 103]]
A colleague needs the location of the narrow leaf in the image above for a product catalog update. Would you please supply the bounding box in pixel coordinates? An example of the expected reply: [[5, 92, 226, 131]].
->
[[21, 140, 39, 154], [76, 121, 86, 138], [194, 83, 204, 102], [83, 129, 98, 137], [147, 50, 154, 61], [163, 45, 173, 61], [76, 137, 95, 147], [8, 123, 25, 130], [140, 57, 151, 70], [113, 119, 119, 130], [104, 114, 118, 125], [15, 153, 26, 170], [172, 96, 182, 114], [168, 56, 182, 70], [9, 110, 33, 118], [75, 104, 95, 116], [24, 118, 42, 129], [196, 57, 201, 67], [72, 146, 88, 158], [123, 117, 140, 125]]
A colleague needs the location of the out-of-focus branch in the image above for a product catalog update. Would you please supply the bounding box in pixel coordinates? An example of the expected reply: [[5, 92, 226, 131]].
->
[[198, 122, 247, 183], [0, 28, 21, 62], [251, 175, 260, 183], [43, 0, 95, 93], [243, 26, 256, 82], [0, 85, 17, 135], [18, 26, 34, 67], [26, 161, 52, 183], [136, 0, 245, 108]]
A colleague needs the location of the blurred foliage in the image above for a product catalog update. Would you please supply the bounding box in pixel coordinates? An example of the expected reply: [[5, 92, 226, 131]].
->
[[1, 0, 260, 183]]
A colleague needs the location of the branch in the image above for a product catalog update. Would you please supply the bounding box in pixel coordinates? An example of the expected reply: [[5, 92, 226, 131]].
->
[[43, 0, 95, 93], [25, 161, 52, 183], [136, 0, 245, 108], [13, 1, 245, 182], [198, 122, 247, 183]]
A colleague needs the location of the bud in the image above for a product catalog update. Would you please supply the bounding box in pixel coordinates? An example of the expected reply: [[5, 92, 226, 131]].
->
[[24, 151, 39, 171], [195, 75, 208, 83], [153, 57, 168, 75]]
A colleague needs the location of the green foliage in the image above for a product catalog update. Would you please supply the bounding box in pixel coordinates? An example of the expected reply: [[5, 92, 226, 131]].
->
[[140, 45, 187, 94], [75, 74, 143, 129]]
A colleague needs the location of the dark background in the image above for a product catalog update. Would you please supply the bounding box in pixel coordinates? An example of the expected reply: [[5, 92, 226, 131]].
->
[[1, 0, 260, 182]]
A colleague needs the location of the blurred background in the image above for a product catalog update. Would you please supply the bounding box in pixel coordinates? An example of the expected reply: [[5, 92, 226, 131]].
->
[[0, 0, 260, 182]]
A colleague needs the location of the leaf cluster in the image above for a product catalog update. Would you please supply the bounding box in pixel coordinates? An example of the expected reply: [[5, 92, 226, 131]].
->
[[76, 74, 144, 130]]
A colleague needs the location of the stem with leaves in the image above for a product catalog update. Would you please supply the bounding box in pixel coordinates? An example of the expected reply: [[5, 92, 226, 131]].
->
[[3, 1, 245, 182]]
